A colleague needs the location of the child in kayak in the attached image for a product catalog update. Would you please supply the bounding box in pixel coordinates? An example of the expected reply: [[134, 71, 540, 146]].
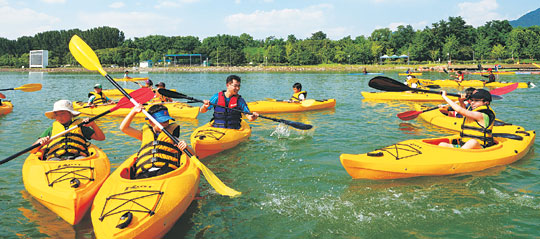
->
[[136, 79, 154, 90], [439, 87, 476, 117], [34, 100, 106, 160], [452, 71, 465, 83], [200, 75, 259, 129], [120, 104, 194, 179], [481, 68, 496, 83], [124, 70, 131, 79], [153, 82, 173, 103], [289, 82, 307, 102], [438, 89, 495, 149], [87, 84, 112, 107]]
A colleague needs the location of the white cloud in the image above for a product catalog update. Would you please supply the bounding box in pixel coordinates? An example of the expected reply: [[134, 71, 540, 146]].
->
[[0, 0, 7, 6], [458, 0, 500, 26], [155, 0, 199, 8], [40, 0, 66, 3], [224, 4, 334, 39], [78, 11, 183, 38], [0, 6, 60, 39], [109, 2, 125, 9]]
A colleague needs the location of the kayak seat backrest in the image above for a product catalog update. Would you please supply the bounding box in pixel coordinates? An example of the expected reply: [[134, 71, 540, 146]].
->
[[422, 138, 450, 145]]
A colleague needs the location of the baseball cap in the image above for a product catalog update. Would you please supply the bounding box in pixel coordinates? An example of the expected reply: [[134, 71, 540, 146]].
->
[[469, 89, 492, 102], [94, 84, 102, 89], [157, 82, 165, 87]]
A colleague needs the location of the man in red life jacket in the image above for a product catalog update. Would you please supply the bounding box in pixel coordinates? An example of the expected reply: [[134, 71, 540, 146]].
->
[[199, 75, 259, 129]]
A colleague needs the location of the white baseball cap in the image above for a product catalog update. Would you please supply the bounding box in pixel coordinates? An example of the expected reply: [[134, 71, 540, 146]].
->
[[45, 100, 81, 119]]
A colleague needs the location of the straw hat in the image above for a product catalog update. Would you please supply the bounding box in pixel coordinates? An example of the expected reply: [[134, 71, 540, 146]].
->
[[45, 100, 81, 119]]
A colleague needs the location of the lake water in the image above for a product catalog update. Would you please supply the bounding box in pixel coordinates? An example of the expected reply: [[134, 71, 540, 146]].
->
[[0, 71, 538, 238]]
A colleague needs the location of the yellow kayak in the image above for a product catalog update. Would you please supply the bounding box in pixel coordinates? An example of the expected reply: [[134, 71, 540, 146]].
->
[[413, 104, 526, 133], [247, 99, 336, 113], [113, 77, 149, 82], [103, 88, 177, 97], [191, 120, 251, 159], [414, 78, 529, 88], [469, 71, 515, 75], [91, 153, 200, 238], [362, 91, 458, 102], [22, 144, 110, 225], [340, 130, 535, 180], [73, 101, 199, 119], [0, 101, 13, 115]]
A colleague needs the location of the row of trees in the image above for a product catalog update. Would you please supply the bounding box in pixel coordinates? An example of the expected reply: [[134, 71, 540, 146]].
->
[[1, 17, 540, 67]]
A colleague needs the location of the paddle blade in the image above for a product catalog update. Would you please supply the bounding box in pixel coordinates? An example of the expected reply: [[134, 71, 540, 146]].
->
[[0, 93, 5, 99], [15, 83, 42, 92], [396, 111, 422, 121], [489, 83, 518, 96], [111, 88, 155, 111], [276, 118, 313, 130], [190, 155, 241, 197], [69, 35, 107, 76], [158, 88, 190, 100], [368, 76, 411, 92]]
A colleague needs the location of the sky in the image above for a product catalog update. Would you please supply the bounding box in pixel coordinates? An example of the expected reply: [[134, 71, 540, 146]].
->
[[1, 0, 539, 41]]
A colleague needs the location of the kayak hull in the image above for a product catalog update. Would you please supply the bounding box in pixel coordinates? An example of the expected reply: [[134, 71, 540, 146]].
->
[[91, 153, 200, 239], [340, 131, 535, 180], [22, 145, 110, 225], [191, 120, 251, 159], [399, 73, 422, 76], [415, 79, 529, 88], [362, 92, 458, 102], [414, 104, 526, 133], [247, 99, 336, 113], [73, 101, 199, 119], [113, 77, 149, 82], [0, 101, 13, 115]]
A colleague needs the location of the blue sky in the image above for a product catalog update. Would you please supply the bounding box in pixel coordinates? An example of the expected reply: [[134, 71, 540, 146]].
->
[[1, 0, 539, 40]]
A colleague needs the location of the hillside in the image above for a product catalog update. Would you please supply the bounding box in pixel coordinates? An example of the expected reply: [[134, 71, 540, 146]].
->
[[510, 8, 540, 27]]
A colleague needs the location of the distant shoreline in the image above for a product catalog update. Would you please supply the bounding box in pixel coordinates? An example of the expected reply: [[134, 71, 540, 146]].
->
[[0, 64, 451, 73], [1, 63, 529, 73]]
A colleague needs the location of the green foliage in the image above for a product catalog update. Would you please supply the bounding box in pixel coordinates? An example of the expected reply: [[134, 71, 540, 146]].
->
[[4, 15, 540, 68]]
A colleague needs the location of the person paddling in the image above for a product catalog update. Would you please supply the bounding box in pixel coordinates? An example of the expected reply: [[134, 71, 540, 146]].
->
[[289, 82, 307, 102], [33, 100, 106, 160], [120, 104, 193, 179], [438, 89, 495, 149], [452, 70, 465, 83], [200, 75, 259, 129], [87, 84, 112, 107], [153, 82, 173, 103], [481, 68, 496, 83]]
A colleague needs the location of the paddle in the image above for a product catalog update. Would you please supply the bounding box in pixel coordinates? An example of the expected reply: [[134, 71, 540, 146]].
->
[[396, 83, 518, 121], [369, 76, 462, 96], [0, 88, 154, 165], [0, 83, 42, 92], [157, 89, 313, 130], [69, 35, 241, 197]]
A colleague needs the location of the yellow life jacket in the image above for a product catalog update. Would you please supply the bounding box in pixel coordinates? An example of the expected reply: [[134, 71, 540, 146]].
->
[[133, 123, 181, 177], [290, 91, 307, 102], [88, 91, 108, 105], [44, 119, 90, 160], [460, 105, 495, 147]]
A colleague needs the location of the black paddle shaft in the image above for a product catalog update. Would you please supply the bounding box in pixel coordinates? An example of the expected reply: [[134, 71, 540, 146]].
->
[[369, 76, 461, 97], [158, 89, 313, 130]]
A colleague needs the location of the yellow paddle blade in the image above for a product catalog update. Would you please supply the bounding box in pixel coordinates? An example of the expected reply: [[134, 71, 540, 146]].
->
[[15, 83, 42, 92], [190, 155, 241, 197], [68, 35, 108, 76], [300, 99, 316, 107]]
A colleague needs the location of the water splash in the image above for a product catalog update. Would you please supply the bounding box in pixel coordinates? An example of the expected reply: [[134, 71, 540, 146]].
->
[[270, 123, 314, 139]]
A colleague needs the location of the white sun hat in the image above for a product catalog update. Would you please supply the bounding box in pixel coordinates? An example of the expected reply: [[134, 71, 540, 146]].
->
[[44, 100, 81, 119]]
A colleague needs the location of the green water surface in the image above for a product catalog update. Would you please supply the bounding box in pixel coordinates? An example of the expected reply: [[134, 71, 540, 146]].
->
[[0, 71, 538, 238]]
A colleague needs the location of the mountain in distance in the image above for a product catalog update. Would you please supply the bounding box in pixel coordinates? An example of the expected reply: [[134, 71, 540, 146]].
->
[[509, 8, 540, 27]]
